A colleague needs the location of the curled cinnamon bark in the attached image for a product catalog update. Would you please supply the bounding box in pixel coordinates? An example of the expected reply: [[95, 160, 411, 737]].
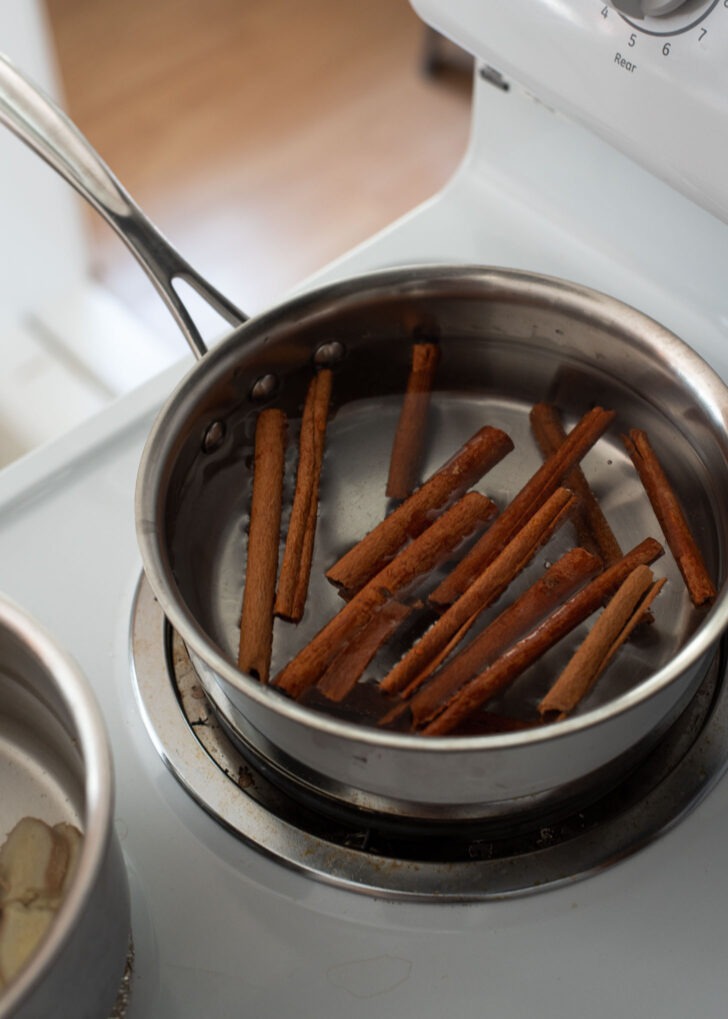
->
[[538, 566, 666, 720], [238, 408, 286, 682], [622, 428, 716, 607], [386, 341, 440, 500], [407, 546, 602, 729], [316, 599, 411, 702], [274, 491, 498, 699], [326, 424, 514, 599], [422, 536, 664, 736], [430, 406, 616, 609], [530, 403, 623, 566], [379, 486, 577, 697], [275, 369, 332, 623]]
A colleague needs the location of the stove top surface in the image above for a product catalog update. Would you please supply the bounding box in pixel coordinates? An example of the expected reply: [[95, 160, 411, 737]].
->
[[0, 291, 724, 1018], [2, 67, 728, 1016]]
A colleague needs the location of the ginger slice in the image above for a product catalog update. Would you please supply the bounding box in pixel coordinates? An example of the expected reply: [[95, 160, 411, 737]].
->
[[0, 817, 83, 989]]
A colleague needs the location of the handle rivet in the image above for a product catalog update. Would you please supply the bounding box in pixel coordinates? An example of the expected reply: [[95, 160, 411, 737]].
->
[[249, 373, 278, 401], [314, 340, 345, 366], [202, 420, 226, 453]]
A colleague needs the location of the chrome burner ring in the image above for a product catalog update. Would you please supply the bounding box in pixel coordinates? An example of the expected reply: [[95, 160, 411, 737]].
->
[[130, 574, 728, 901]]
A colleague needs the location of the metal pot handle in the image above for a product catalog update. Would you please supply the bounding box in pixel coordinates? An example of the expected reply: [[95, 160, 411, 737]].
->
[[0, 53, 247, 359]]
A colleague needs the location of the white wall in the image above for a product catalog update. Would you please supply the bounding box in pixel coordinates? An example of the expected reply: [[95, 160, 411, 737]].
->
[[0, 0, 89, 332], [0, 1, 179, 467]]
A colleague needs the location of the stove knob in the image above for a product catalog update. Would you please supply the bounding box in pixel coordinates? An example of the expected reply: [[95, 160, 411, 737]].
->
[[610, 0, 693, 14]]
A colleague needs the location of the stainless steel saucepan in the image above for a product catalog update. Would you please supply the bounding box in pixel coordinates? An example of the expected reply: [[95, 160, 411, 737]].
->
[[0, 595, 129, 1017], [2, 54, 727, 826]]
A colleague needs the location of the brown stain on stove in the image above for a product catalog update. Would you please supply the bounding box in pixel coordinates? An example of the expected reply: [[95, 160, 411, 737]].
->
[[326, 954, 413, 998], [172, 641, 196, 682]]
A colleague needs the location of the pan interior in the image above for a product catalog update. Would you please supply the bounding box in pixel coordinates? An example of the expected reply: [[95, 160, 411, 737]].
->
[[156, 276, 727, 738], [0, 673, 84, 837]]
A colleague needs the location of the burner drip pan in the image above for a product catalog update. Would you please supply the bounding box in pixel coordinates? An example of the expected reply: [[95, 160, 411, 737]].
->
[[130, 576, 728, 901]]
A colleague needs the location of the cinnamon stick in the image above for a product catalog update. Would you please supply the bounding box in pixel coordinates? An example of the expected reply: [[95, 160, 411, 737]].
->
[[274, 491, 498, 699], [538, 566, 666, 720], [275, 369, 332, 622], [379, 486, 577, 697], [326, 424, 514, 598], [530, 402, 623, 566], [386, 341, 440, 500], [429, 406, 616, 610], [382, 615, 474, 721], [316, 599, 411, 702], [622, 428, 716, 606], [421, 536, 664, 736], [238, 408, 286, 682], [407, 546, 602, 729]]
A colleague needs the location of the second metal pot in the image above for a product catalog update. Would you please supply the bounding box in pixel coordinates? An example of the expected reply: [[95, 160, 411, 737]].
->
[[0, 596, 129, 1019]]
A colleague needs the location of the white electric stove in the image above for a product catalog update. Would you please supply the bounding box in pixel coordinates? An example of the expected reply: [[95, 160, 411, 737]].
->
[[3, 1, 728, 1015]]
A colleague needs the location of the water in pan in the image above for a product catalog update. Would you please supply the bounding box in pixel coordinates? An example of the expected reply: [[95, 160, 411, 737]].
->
[[173, 381, 713, 733]]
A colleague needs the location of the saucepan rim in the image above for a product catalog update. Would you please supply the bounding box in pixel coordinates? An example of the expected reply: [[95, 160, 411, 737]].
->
[[135, 263, 728, 756]]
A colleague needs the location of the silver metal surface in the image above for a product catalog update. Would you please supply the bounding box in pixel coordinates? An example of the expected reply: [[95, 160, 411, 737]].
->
[[131, 574, 728, 900], [0, 596, 130, 1019], [135, 265, 728, 819], [0, 53, 246, 357]]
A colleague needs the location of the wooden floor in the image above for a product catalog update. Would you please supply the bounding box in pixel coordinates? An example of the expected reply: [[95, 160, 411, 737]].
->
[[45, 0, 472, 349]]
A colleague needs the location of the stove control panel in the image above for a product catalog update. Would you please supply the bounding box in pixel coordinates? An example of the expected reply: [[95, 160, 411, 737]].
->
[[609, 0, 717, 32], [411, 0, 728, 224]]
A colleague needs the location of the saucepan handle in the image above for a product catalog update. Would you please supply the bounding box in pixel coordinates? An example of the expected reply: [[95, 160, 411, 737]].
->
[[0, 53, 247, 359]]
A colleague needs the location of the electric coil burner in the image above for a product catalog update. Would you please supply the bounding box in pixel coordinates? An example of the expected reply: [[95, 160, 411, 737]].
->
[[131, 575, 728, 899]]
